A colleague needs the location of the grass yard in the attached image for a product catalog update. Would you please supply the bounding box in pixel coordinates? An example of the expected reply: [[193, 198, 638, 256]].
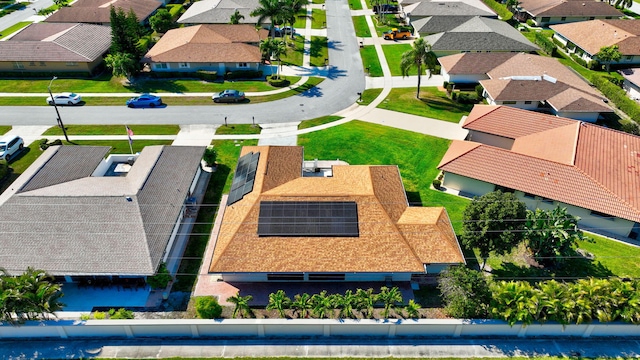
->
[[348, 0, 363, 10], [352, 16, 371, 37], [311, 8, 326, 29], [309, 36, 329, 67], [0, 21, 31, 40], [360, 46, 383, 77], [42, 124, 180, 136], [382, 44, 414, 76], [0, 126, 10, 135], [249, 77, 324, 103], [298, 115, 343, 129], [215, 124, 261, 135], [358, 88, 383, 105], [576, 233, 640, 279], [0, 142, 43, 195], [281, 36, 304, 66], [298, 120, 469, 233], [373, 14, 403, 36], [173, 138, 258, 292], [378, 87, 473, 123]]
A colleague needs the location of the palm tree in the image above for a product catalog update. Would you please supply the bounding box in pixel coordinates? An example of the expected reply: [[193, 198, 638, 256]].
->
[[355, 288, 376, 318], [377, 286, 403, 319], [311, 290, 334, 319], [272, 39, 287, 79], [399, 37, 437, 99], [615, 0, 632, 9], [229, 9, 245, 24], [227, 294, 253, 318], [336, 290, 357, 319], [266, 290, 291, 318], [282, 0, 307, 40], [291, 293, 313, 318], [489, 281, 537, 326], [251, 0, 284, 39], [404, 299, 421, 319], [537, 280, 568, 324]]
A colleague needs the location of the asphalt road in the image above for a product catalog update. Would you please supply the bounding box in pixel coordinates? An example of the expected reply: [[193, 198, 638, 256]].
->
[[0, 0, 53, 32], [0, 0, 366, 126]]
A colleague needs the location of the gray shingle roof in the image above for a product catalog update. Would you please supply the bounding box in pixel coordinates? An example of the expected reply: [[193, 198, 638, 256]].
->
[[406, 1, 494, 17], [411, 16, 475, 34], [0, 145, 205, 276]]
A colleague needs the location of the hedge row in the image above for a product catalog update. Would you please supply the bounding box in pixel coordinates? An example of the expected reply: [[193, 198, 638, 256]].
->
[[591, 75, 640, 123], [144, 70, 218, 80], [0, 71, 93, 78], [166, 4, 184, 18], [479, 0, 512, 20], [224, 70, 264, 80], [534, 32, 556, 56]]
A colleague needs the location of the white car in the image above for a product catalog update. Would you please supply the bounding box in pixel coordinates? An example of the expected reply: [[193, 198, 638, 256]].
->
[[46, 92, 82, 106]]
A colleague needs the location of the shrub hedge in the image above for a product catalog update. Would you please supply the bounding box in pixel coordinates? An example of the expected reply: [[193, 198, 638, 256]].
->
[[534, 32, 556, 56], [479, 0, 512, 20], [267, 76, 291, 87], [145, 70, 218, 81], [224, 70, 263, 80], [591, 75, 640, 123], [166, 4, 184, 18]]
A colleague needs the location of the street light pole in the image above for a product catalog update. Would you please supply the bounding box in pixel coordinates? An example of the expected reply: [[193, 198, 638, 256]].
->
[[47, 76, 69, 142]]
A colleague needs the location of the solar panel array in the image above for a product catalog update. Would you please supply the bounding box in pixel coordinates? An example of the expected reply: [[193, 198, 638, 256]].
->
[[258, 201, 359, 237], [227, 151, 260, 206]]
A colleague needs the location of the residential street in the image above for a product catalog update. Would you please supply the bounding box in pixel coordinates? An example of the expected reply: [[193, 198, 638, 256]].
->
[[0, 0, 52, 32]]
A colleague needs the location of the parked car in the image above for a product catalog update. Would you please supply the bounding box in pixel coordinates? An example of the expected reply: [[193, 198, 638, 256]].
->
[[280, 26, 295, 35], [383, 28, 412, 40], [0, 135, 24, 161], [373, 4, 398, 13], [126, 94, 163, 108], [212, 89, 246, 103], [46, 92, 82, 106]]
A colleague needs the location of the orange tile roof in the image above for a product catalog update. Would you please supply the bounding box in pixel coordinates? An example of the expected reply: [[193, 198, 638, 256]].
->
[[551, 20, 639, 55], [210, 146, 465, 274], [440, 108, 640, 223]]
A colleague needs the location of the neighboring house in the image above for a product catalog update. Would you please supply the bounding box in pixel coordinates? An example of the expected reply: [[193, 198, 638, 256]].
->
[[438, 105, 640, 240], [620, 68, 640, 101], [45, 0, 162, 25], [0, 23, 110, 74], [142, 25, 267, 73], [208, 146, 465, 282], [177, 0, 264, 25], [515, 0, 622, 27], [420, 16, 538, 55], [552, 20, 640, 67], [0, 145, 206, 281], [438, 52, 612, 121], [404, 1, 495, 34]]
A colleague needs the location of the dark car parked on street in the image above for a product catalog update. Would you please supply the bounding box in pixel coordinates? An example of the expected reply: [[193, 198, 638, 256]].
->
[[212, 89, 246, 103]]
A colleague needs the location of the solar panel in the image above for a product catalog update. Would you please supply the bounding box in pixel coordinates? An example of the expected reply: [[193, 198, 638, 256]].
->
[[227, 152, 260, 206], [258, 201, 359, 237]]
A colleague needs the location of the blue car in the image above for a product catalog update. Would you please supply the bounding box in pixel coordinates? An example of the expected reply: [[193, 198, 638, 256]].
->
[[126, 94, 163, 108]]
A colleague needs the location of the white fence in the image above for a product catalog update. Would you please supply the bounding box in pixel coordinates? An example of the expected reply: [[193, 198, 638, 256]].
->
[[1, 319, 638, 339]]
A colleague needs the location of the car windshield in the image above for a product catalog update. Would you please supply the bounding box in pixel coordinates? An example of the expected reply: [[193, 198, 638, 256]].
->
[[0, 145, 6, 151]]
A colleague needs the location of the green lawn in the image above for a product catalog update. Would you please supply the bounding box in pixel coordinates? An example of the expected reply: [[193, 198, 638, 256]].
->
[[298, 120, 469, 232], [360, 46, 383, 77], [249, 77, 324, 102], [575, 233, 640, 278], [309, 36, 329, 67], [0, 21, 31, 40], [0, 126, 10, 135], [378, 87, 473, 123], [215, 124, 261, 135], [0, 142, 42, 195], [382, 44, 414, 76], [281, 36, 304, 66], [173, 138, 259, 292], [298, 115, 343, 129], [348, 0, 363, 10], [359, 88, 383, 105], [373, 14, 403, 36], [352, 16, 371, 37], [311, 8, 326, 29], [42, 124, 180, 136]]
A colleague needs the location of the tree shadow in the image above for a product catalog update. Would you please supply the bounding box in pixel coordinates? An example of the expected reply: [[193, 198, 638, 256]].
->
[[418, 95, 473, 114], [309, 37, 327, 58], [492, 256, 615, 282], [327, 39, 343, 51], [459, 243, 481, 271], [124, 79, 189, 94]]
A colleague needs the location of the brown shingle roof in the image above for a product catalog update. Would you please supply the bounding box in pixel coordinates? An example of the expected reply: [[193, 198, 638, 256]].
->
[[551, 19, 640, 56], [45, 0, 162, 23], [519, 0, 622, 17], [438, 52, 517, 75], [142, 24, 266, 63], [209, 146, 464, 274]]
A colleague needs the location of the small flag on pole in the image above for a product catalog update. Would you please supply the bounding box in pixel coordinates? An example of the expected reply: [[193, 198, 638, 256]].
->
[[125, 125, 134, 154]]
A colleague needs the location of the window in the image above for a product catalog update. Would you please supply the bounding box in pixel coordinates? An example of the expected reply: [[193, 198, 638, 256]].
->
[[589, 17, 595, 20], [494, 185, 515, 193], [590, 210, 614, 220], [539, 196, 554, 204], [561, 17, 566, 21], [541, 17, 550, 23], [308, 273, 346, 281], [65, 62, 78, 66], [179, 62, 189, 68], [524, 101, 532, 104], [39, 62, 46, 66], [13, 62, 24, 69], [503, 101, 517, 105], [29, 62, 36, 67], [627, 56, 633, 61], [267, 273, 304, 281], [523, 192, 536, 199], [155, 63, 168, 69], [238, 62, 248, 68]]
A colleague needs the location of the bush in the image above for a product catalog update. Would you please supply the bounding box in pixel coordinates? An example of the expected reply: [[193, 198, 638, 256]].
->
[[534, 32, 556, 56], [592, 75, 640, 123], [526, 19, 535, 27], [432, 179, 442, 189], [166, 4, 184, 18], [224, 70, 263, 80], [480, 0, 512, 20], [0, 160, 9, 181], [267, 76, 291, 87], [203, 147, 217, 167], [475, 84, 484, 98], [443, 81, 449, 89], [552, 36, 566, 50], [438, 266, 491, 319], [195, 296, 222, 319], [80, 313, 90, 320], [147, 263, 172, 289], [622, 121, 640, 135], [110, 308, 135, 319], [445, 83, 453, 94], [93, 311, 106, 320], [456, 92, 478, 104], [145, 70, 217, 80]]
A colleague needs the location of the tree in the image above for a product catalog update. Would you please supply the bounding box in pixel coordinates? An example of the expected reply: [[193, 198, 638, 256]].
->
[[266, 290, 291, 318], [355, 288, 375, 318], [614, 0, 632, 9], [195, 296, 222, 319], [596, 45, 622, 72], [251, 0, 284, 39], [400, 37, 437, 99], [461, 190, 527, 270], [490, 280, 538, 326], [104, 52, 137, 80], [53, 0, 69, 7], [311, 290, 334, 318], [524, 206, 585, 267], [146, 263, 172, 289], [227, 294, 253, 318], [149, 9, 173, 34], [282, 0, 307, 40], [336, 290, 357, 319], [404, 299, 421, 319], [377, 286, 402, 318], [438, 266, 491, 319], [291, 293, 313, 318], [261, 38, 287, 79], [230, 9, 245, 24]]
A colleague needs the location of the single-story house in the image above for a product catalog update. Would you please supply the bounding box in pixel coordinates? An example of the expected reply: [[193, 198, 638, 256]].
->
[[438, 52, 612, 121], [0, 23, 111, 74], [208, 146, 465, 282], [515, 0, 622, 27], [552, 19, 640, 67], [142, 24, 267, 73], [438, 105, 640, 239], [620, 68, 640, 101], [177, 0, 265, 25], [404, 0, 495, 32], [0, 145, 206, 282], [45, 0, 162, 25], [421, 16, 539, 56]]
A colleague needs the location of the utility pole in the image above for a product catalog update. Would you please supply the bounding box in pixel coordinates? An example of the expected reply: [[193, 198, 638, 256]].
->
[[47, 76, 69, 142]]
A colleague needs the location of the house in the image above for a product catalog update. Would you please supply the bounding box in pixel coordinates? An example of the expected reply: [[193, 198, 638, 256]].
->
[[0, 23, 110, 74], [438, 52, 612, 121], [438, 105, 640, 239], [0, 145, 206, 281], [142, 25, 267, 73], [45, 0, 162, 25], [177, 0, 264, 25], [552, 20, 640, 67], [208, 146, 465, 282], [515, 0, 622, 27], [620, 68, 640, 101], [420, 16, 538, 55], [403, 0, 496, 34]]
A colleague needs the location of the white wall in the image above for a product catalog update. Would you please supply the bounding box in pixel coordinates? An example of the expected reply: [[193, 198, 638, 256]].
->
[[442, 173, 495, 197], [555, 111, 599, 123], [467, 130, 514, 149], [534, 15, 618, 26], [442, 72, 488, 84], [623, 79, 640, 101], [3, 319, 640, 339]]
